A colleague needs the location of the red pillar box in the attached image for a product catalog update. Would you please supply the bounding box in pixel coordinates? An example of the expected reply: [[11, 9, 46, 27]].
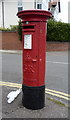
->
[[17, 10, 52, 110]]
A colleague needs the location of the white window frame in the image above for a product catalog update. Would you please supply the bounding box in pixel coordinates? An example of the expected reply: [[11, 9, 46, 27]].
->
[[34, 0, 42, 9], [18, 0, 23, 12]]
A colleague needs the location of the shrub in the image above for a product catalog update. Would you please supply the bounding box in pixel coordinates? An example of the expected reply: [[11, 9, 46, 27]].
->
[[47, 20, 70, 42], [17, 20, 22, 41], [0, 25, 18, 32], [0, 27, 11, 31], [10, 25, 18, 31]]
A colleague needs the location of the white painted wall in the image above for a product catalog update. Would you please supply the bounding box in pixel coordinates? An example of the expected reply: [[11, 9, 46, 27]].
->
[[23, 0, 34, 10], [68, 1, 70, 23], [42, 0, 48, 10], [0, 1, 2, 27], [4, 1, 19, 28], [0, 0, 19, 28], [57, 0, 70, 23]]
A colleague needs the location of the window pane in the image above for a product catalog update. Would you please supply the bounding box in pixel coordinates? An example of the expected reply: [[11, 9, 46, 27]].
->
[[18, 7, 23, 12], [37, 4, 42, 9]]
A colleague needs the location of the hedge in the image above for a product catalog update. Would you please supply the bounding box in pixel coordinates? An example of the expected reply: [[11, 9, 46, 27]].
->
[[47, 20, 70, 42], [0, 20, 70, 42], [0, 25, 18, 31]]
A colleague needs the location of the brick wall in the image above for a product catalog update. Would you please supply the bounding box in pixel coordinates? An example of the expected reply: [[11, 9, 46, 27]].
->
[[1, 32, 22, 50], [0, 31, 69, 51]]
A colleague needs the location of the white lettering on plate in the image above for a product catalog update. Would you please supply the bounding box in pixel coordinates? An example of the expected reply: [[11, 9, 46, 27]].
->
[[24, 34, 32, 49]]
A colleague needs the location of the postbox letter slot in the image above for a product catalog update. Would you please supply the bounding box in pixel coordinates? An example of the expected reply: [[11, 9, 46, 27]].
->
[[23, 26, 34, 29]]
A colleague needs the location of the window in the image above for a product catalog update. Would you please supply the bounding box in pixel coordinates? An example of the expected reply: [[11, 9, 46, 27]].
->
[[34, 0, 42, 9], [18, 7, 23, 12], [51, 7, 56, 14], [18, 0, 23, 12], [37, 0, 42, 9], [37, 4, 42, 9]]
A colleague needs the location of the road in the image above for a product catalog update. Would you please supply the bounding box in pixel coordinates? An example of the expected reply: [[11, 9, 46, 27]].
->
[[46, 52, 68, 92], [1, 51, 70, 103]]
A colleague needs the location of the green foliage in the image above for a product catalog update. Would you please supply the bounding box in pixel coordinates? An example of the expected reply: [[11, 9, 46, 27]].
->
[[17, 20, 22, 41], [0, 27, 11, 31], [10, 25, 18, 31], [47, 20, 70, 42], [0, 25, 18, 31]]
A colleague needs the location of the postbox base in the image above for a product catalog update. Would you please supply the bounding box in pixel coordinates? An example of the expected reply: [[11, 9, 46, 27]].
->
[[22, 84, 45, 110]]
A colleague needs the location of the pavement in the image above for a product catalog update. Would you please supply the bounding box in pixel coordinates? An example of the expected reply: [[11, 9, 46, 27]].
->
[[0, 50, 70, 119], [2, 86, 69, 119]]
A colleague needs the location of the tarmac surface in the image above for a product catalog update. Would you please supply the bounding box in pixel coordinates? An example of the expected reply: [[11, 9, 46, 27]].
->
[[0, 50, 70, 119]]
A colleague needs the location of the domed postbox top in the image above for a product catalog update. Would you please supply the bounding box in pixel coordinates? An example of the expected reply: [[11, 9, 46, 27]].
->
[[17, 10, 52, 21]]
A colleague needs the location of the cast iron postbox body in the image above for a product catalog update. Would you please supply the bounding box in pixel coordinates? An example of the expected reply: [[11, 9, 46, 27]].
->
[[17, 10, 52, 110]]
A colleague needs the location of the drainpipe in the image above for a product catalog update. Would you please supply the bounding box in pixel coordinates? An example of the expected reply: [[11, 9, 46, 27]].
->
[[2, 0, 4, 28], [58, 1, 61, 12]]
